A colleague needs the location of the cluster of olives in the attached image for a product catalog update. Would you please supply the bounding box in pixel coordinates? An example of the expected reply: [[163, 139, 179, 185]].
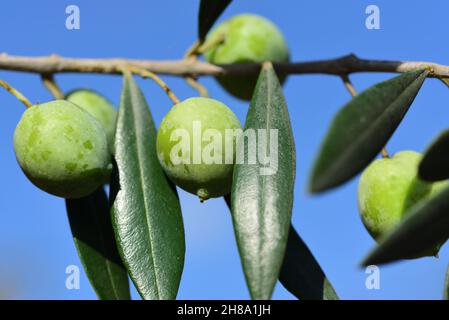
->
[[358, 151, 448, 258], [13, 14, 288, 201], [11, 14, 444, 260]]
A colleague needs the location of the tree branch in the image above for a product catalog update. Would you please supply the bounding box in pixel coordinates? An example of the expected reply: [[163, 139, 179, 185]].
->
[[1, 53, 449, 78]]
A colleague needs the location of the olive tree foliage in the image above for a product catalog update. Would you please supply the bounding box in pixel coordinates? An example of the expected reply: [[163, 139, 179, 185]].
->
[[0, 1, 448, 300]]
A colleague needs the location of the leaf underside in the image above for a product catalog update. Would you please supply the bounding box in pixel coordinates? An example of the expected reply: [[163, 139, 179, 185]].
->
[[66, 187, 130, 300], [110, 74, 185, 300], [310, 69, 429, 193]]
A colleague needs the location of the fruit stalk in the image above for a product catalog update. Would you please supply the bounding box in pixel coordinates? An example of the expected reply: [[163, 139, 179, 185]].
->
[[0, 79, 32, 108]]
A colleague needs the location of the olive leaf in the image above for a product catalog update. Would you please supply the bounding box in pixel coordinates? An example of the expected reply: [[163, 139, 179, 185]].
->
[[444, 265, 449, 300], [279, 227, 339, 300], [198, 0, 232, 40], [310, 69, 429, 193], [110, 74, 185, 300], [419, 129, 449, 181], [361, 184, 449, 266], [230, 63, 296, 299], [66, 187, 130, 300], [224, 196, 338, 300]]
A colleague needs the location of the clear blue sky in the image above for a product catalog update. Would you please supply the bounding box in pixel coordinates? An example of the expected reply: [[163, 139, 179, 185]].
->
[[0, 1, 448, 300]]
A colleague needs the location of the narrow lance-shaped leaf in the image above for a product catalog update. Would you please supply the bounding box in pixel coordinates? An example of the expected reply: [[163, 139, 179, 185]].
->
[[224, 195, 338, 300], [310, 69, 429, 193], [66, 187, 131, 300], [280, 227, 339, 300], [110, 74, 185, 300], [225, 194, 338, 300], [361, 185, 449, 266], [419, 129, 449, 181], [198, 0, 232, 40], [231, 63, 296, 300]]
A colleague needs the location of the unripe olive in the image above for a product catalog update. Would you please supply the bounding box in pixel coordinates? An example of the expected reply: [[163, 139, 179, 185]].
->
[[66, 89, 117, 148], [358, 151, 448, 258], [156, 97, 242, 201], [204, 14, 290, 100], [14, 100, 111, 198]]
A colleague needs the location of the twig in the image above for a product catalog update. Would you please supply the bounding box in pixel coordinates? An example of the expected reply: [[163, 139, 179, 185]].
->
[[1, 53, 449, 78], [184, 41, 202, 59], [0, 79, 32, 108], [340, 74, 390, 159], [182, 41, 210, 97], [41, 74, 65, 99], [341, 74, 357, 97], [127, 66, 180, 104], [185, 76, 209, 97], [196, 33, 225, 54]]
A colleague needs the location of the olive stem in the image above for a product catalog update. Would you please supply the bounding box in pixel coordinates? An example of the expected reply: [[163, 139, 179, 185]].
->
[[184, 40, 202, 59], [126, 66, 181, 105], [182, 41, 210, 97], [340, 74, 390, 159], [341, 74, 357, 97], [185, 76, 209, 97], [0, 79, 33, 108], [41, 74, 65, 99], [196, 33, 225, 55]]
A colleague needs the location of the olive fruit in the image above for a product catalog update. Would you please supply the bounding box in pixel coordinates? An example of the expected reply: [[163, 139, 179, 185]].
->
[[66, 89, 117, 148], [358, 151, 448, 258], [156, 97, 242, 201], [14, 100, 111, 198], [204, 14, 289, 100]]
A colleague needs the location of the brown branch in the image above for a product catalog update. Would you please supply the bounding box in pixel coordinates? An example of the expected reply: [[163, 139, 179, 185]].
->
[[1, 53, 449, 78]]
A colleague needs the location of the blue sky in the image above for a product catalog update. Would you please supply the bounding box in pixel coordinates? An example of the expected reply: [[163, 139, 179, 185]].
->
[[0, 1, 448, 300]]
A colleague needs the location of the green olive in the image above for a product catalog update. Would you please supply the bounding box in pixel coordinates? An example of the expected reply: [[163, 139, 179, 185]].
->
[[14, 100, 111, 198], [204, 14, 290, 100], [66, 89, 117, 148], [358, 151, 448, 258], [157, 97, 242, 201]]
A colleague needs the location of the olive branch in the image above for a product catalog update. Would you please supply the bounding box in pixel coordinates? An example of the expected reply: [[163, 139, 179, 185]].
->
[[1, 53, 449, 78]]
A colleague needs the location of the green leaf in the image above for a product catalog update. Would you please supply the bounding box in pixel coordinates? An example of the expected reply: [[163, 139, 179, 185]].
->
[[198, 0, 232, 40], [110, 74, 185, 300], [310, 69, 429, 193], [66, 187, 130, 300], [361, 184, 449, 266], [224, 195, 338, 300], [279, 227, 339, 300], [444, 265, 449, 300], [419, 129, 449, 181], [231, 63, 296, 299]]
